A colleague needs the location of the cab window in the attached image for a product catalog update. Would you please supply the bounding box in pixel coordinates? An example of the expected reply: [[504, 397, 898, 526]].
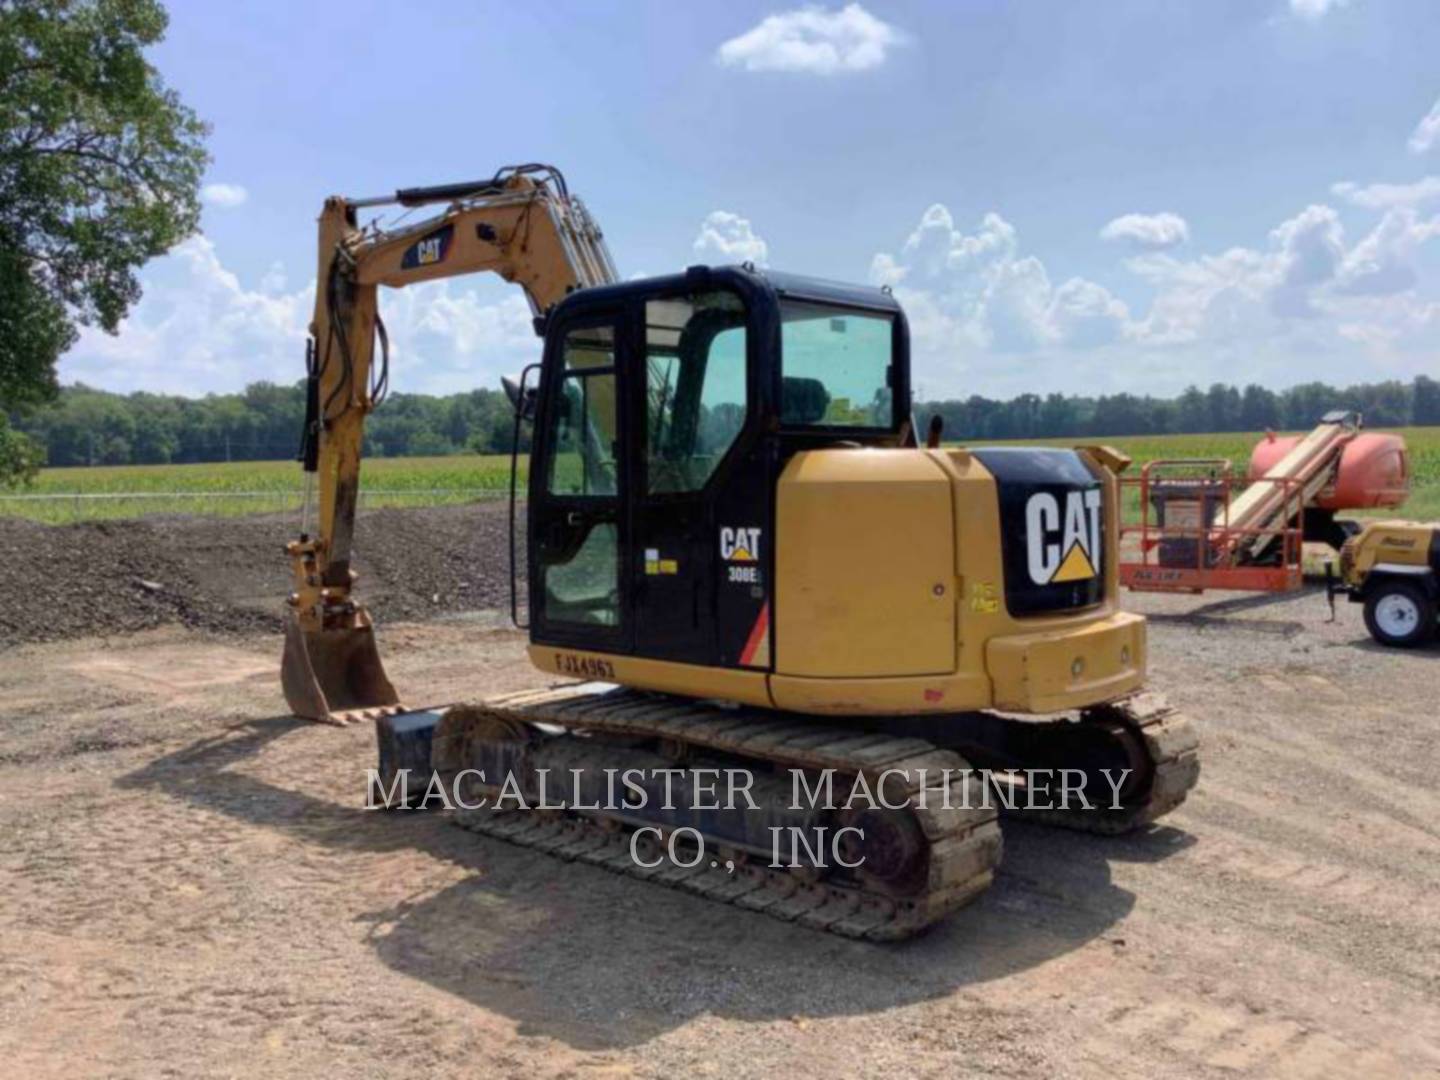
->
[[547, 325, 617, 496], [779, 302, 894, 428], [643, 290, 748, 493]]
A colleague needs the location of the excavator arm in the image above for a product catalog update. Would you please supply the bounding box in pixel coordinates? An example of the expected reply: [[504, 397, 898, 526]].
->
[[283, 164, 617, 723]]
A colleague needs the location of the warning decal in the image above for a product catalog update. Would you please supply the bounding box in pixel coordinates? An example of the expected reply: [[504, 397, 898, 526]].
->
[[739, 602, 770, 668]]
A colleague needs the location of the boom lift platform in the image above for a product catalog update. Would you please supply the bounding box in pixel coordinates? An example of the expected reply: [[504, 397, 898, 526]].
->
[[1120, 412, 1410, 594]]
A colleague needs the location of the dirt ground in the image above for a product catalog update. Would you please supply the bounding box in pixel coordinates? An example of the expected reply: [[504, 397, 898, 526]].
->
[[0, 502, 516, 646], [1, 509, 1438, 1077]]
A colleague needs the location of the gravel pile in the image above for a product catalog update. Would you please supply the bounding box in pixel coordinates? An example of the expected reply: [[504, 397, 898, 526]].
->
[[0, 500, 523, 648]]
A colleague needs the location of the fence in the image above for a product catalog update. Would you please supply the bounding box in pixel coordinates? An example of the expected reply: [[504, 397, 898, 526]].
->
[[0, 488, 506, 524]]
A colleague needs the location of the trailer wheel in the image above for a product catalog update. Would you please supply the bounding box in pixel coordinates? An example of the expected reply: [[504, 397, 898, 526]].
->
[[1363, 579, 1437, 648]]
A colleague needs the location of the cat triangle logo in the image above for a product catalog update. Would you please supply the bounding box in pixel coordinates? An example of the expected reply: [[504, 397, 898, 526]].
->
[[1052, 541, 1097, 582], [720, 527, 761, 563], [1025, 489, 1103, 586]]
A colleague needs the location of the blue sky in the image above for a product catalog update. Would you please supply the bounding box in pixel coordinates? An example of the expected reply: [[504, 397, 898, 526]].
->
[[65, 0, 1440, 400]]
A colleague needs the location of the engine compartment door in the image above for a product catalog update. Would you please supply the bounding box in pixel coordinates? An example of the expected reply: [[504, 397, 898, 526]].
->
[[774, 449, 956, 678]]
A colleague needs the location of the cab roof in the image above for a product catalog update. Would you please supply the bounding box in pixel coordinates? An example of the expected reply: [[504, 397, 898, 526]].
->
[[550, 264, 903, 321]]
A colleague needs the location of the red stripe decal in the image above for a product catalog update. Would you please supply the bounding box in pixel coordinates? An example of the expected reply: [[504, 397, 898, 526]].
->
[[739, 602, 770, 667]]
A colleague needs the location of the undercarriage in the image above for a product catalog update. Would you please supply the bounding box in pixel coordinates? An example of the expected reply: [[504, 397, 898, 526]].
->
[[377, 686, 1199, 941]]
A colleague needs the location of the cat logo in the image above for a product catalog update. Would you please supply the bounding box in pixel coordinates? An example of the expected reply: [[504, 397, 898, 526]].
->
[[400, 224, 454, 270], [1026, 489, 1102, 585], [719, 526, 761, 562]]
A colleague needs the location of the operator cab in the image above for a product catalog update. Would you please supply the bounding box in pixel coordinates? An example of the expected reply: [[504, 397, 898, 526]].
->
[[522, 265, 911, 671]]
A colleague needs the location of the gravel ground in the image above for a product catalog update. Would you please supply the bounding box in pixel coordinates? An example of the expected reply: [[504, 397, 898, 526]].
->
[[0, 507, 1437, 1077]]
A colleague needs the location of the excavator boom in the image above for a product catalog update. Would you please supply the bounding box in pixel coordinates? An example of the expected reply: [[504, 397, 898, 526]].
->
[[283, 164, 617, 723]]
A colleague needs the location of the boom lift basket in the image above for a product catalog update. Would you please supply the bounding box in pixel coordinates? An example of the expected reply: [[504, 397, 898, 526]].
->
[[1120, 459, 1305, 594], [1149, 478, 1227, 569]]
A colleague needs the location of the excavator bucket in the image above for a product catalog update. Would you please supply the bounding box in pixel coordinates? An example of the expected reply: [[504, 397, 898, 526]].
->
[[281, 611, 400, 724]]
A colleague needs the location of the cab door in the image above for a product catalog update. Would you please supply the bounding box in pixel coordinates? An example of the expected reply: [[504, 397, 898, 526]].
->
[[529, 312, 631, 654], [631, 287, 767, 668]]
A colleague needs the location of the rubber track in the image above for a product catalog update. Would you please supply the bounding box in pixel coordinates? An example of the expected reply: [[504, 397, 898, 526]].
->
[[447, 685, 1003, 941], [1006, 691, 1201, 835]]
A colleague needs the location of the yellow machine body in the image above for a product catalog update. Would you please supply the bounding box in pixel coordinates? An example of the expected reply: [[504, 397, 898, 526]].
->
[[1340, 519, 1436, 583], [529, 446, 1144, 716], [284, 162, 1144, 726], [1334, 519, 1440, 648]]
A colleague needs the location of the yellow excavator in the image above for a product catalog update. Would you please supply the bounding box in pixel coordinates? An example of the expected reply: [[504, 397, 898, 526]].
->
[[282, 163, 1199, 939]]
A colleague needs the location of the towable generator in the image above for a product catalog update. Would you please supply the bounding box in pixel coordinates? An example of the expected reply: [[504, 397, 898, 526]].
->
[[1331, 521, 1440, 647], [280, 164, 1199, 939]]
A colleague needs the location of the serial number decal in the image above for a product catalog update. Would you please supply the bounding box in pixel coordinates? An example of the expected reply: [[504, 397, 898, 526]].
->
[[553, 652, 616, 679]]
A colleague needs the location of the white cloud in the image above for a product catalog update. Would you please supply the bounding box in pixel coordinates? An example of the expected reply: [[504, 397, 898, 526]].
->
[[870, 204, 1129, 365], [1288, 0, 1349, 18], [1336, 207, 1440, 296], [1123, 204, 1346, 341], [1123, 246, 1277, 347], [1272, 203, 1345, 290], [1050, 277, 1130, 348], [57, 175, 1440, 404], [1121, 197, 1440, 384], [716, 3, 903, 75], [1408, 96, 1440, 155], [60, 236, 542, 395], [881, 187, 1440, 397], [693, 210, 769, 265], [1331, 176, 1440, 209], [201, 182, 249, 208], [259, 261, 288, 293], [1099, 212, 1190, 251]]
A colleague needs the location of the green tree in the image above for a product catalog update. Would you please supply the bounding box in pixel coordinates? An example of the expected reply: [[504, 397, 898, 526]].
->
[[1205, 383, 1242, 431], [1175, 386, 1208, 433], [1039, 392, 1078, 435], [0, 416, 43, 484], [0, 0, 207, 482], [1350, 380, 1410, 427], [1282, 382, 1337, 428], [1091, 393, 1153, 435], [1240, 384, 1281, 430], [1414, 375, 1440, 425]]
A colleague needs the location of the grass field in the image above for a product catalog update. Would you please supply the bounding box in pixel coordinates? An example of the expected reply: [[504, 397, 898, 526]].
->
[[2, 427, 1436, 524], [0, 454, 522, 523], [985, 427, 1440, 521]]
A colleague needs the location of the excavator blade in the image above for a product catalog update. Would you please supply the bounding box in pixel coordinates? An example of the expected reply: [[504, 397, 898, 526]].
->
[[281, 610, 401, 724]]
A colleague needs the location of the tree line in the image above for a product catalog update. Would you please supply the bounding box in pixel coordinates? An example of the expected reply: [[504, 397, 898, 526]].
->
[[8, 382, 522, 468], [8, 374, 1438, 472], [921, 376, 1440, 442]]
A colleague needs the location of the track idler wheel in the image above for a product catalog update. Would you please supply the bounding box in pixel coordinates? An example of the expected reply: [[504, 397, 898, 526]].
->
[[840, 807, 929, 896]]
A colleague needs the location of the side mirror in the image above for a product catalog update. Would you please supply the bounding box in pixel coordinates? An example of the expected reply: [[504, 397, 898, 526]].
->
[[501, 374, 538, 421]]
